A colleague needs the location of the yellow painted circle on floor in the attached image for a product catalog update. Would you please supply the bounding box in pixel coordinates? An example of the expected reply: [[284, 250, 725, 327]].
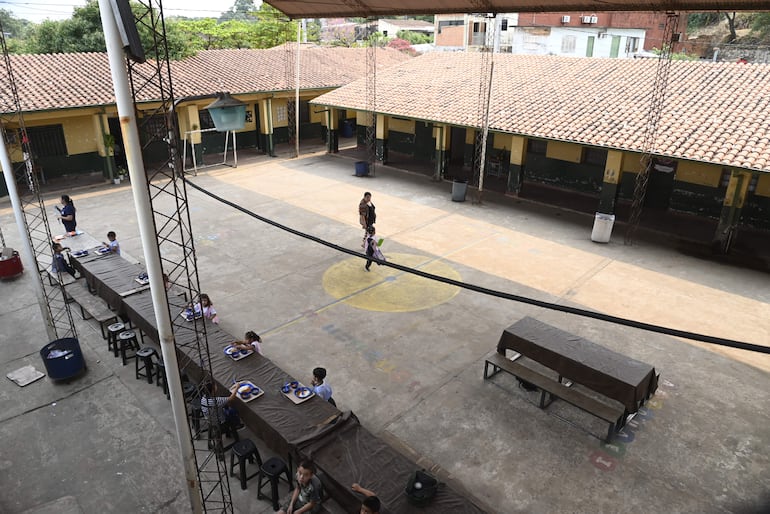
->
[[322, 253, 462, 312]]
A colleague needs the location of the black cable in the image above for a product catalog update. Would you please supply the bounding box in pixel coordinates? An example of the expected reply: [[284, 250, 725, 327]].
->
[[184, 177, 769, 355]]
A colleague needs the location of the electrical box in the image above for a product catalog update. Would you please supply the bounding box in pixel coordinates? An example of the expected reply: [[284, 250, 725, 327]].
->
[[561, 15, 571, 23]]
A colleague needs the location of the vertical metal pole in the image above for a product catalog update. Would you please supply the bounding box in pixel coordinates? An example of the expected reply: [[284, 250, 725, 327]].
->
[[0, 139, 56, 340], [477, 61, 494, 195], [97, 2, 203, 512], [295, 21, 301, 158]]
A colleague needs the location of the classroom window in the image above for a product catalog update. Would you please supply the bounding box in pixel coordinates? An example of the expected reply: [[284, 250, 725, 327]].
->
[[26, 125, 67, 157], [527, 139, 547, 154]]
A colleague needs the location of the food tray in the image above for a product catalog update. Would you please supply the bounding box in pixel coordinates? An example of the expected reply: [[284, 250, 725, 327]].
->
[[181, 309, 203, 322], [230, 381, 263, 403], [280, 381, 315, 405], [224, 344, 253, 361]]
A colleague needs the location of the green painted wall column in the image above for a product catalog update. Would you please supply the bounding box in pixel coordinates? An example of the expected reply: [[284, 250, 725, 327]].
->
[[259, 98, 275, 156], [376, 114, 389, 163], [463, 128, 475, 168], [93, 113, 115, 181], [597, 150, 624, 214], [327, 108, 339, 153], [433, 124, 450, 180], [713, 170, 752, 253], [507, 135, 527, 194]]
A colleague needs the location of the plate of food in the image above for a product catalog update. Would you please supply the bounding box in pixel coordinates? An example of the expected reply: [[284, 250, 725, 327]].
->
[[72, 249, 88, 258], [96, 247, 111, 256], [224, 344, 252, 360], [224, 346, 238, 356], [294, 387, 312, 399], [182, 308, 203, 322], [232, 381, 263, 402]]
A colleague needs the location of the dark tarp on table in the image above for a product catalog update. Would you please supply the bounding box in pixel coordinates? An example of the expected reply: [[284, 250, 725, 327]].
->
[[498, 317, 658, 412], [299, 416, 487, 514]]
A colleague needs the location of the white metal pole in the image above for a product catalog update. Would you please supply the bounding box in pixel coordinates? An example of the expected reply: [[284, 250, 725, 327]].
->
[[0, 139, 56, 340], [97, 2, 203, 512], [295, 21, 301, 158]]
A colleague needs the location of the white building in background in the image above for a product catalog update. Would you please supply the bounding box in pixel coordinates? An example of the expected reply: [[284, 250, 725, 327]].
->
[[378, 18, 434, 38], [436, 12, 671, 59]]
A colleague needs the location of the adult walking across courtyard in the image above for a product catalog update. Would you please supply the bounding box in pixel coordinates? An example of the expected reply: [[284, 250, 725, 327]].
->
[[358, 192, 376, 245]]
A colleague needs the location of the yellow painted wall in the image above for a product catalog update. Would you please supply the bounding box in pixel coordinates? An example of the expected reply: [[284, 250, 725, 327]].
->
[[622, 152, 643, 173], [676, 161, 722, 187], [356, 110, 373, 126], [493, 133, 508, 150], [546, 141, 583, 163], [755, 173, 770, 198], [389, 118, 415, 134], [310, 105, 325, 124], [465, 128, 475, 145], [376, 114, 389, 139], [63, 116, 98, 154], [723, 171, 752, 207]]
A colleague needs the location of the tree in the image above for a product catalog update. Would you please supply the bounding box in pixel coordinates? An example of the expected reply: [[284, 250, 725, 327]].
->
[[387, 38, 416, 56], [396, 30, 432, 45], [751, 13, 770, 39], [724, 12, 737, 43], [219, 0, 258, 22], [21, 0, 194, 59]]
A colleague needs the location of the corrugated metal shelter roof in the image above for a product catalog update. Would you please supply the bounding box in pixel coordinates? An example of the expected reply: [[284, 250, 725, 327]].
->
[[312, 52, 770, 172], [265, 0, 767, 18]]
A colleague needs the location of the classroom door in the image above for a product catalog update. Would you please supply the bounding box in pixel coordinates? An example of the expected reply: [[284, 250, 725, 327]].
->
[[610, 36, 621, 58], [586, 36, 595, 57]]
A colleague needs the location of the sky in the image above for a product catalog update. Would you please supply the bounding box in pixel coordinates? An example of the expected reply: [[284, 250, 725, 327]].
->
[[1, 0, 252, 22]]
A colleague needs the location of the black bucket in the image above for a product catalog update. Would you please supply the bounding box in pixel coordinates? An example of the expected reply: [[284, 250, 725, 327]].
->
[[40, 338, 86, 381]]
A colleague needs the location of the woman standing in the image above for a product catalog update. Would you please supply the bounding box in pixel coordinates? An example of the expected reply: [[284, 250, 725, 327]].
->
[[57, 194, 77, 235]]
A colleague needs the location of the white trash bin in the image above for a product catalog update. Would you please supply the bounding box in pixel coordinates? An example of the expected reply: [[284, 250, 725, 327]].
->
[[591, 212, 615, 243]]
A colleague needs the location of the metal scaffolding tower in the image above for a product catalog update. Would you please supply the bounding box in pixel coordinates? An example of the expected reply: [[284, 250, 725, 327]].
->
[[0, 24, 77, 341], [625, 12, 680, 244], [124, 1, 233, 511]]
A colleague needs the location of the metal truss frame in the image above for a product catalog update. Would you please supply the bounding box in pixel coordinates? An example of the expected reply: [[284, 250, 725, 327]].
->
[[0, 25, 77, 340], [625, 12, 680, 244], [127, 2, 233, 511]]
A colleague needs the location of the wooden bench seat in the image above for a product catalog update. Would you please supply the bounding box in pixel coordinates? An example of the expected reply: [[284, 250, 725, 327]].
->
[[484, 351, 625, 442], [65, 280, 118, 338]]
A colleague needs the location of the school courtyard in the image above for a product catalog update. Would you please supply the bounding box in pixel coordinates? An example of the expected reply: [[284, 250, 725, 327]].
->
[[0, 148, 768, 513]]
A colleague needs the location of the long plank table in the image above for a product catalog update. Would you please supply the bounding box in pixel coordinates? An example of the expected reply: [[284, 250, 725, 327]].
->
[[74, 248, 488, 512], [498, 317, 658, 415]]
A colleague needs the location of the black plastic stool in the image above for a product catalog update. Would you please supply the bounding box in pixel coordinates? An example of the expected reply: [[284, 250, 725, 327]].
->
[[229, 439, 263, 490], [257, 457, 292, 511], [117, 330, 140, 366], [107, 322, 125, 356], [155, 359, 170, 399], [135, 346, 157, 383]]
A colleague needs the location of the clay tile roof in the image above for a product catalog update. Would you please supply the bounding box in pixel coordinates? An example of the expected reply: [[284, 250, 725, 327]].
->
[[0, 46, 410, 113], [312, 52, 770, 173]]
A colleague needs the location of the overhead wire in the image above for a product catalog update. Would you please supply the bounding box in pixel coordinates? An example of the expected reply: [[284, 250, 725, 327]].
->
[[183, 177, 770, 356]]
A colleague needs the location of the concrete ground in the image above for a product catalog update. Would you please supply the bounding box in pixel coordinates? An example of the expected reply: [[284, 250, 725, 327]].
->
[[1, 148, 768, 514]]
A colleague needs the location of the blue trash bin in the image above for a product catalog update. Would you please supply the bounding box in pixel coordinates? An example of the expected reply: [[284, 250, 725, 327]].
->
[[341, 120, 354, 138], [355, 161, 369, 177], [41, 338, 86, 381]]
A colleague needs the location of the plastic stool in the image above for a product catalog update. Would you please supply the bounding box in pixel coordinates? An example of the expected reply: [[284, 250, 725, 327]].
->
[[155, 359, 170, 399], [135, 346, 157, 383], [229, 439, 263, 490], [257, 457, 292, 511], [117, 330, 140, 366], [107, 322, 125, 356]]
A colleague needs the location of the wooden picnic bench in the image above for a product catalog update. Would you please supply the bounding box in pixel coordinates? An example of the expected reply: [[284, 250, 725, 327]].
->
[[484, 351, 625, 442], [65, 280, 118, 338]]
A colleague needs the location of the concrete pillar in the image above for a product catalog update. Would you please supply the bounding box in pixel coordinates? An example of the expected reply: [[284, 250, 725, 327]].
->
[[92, 113, 115, 181], [713, 170, 752, 253], [183, 105, 203, 164], [507, 135, 527, 194], [376, 114, 389, 163], [259, 98, 275, 156], [433, 124, 450, 180], [327, 108, 339, 153], [597, 150, 624, 214]]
